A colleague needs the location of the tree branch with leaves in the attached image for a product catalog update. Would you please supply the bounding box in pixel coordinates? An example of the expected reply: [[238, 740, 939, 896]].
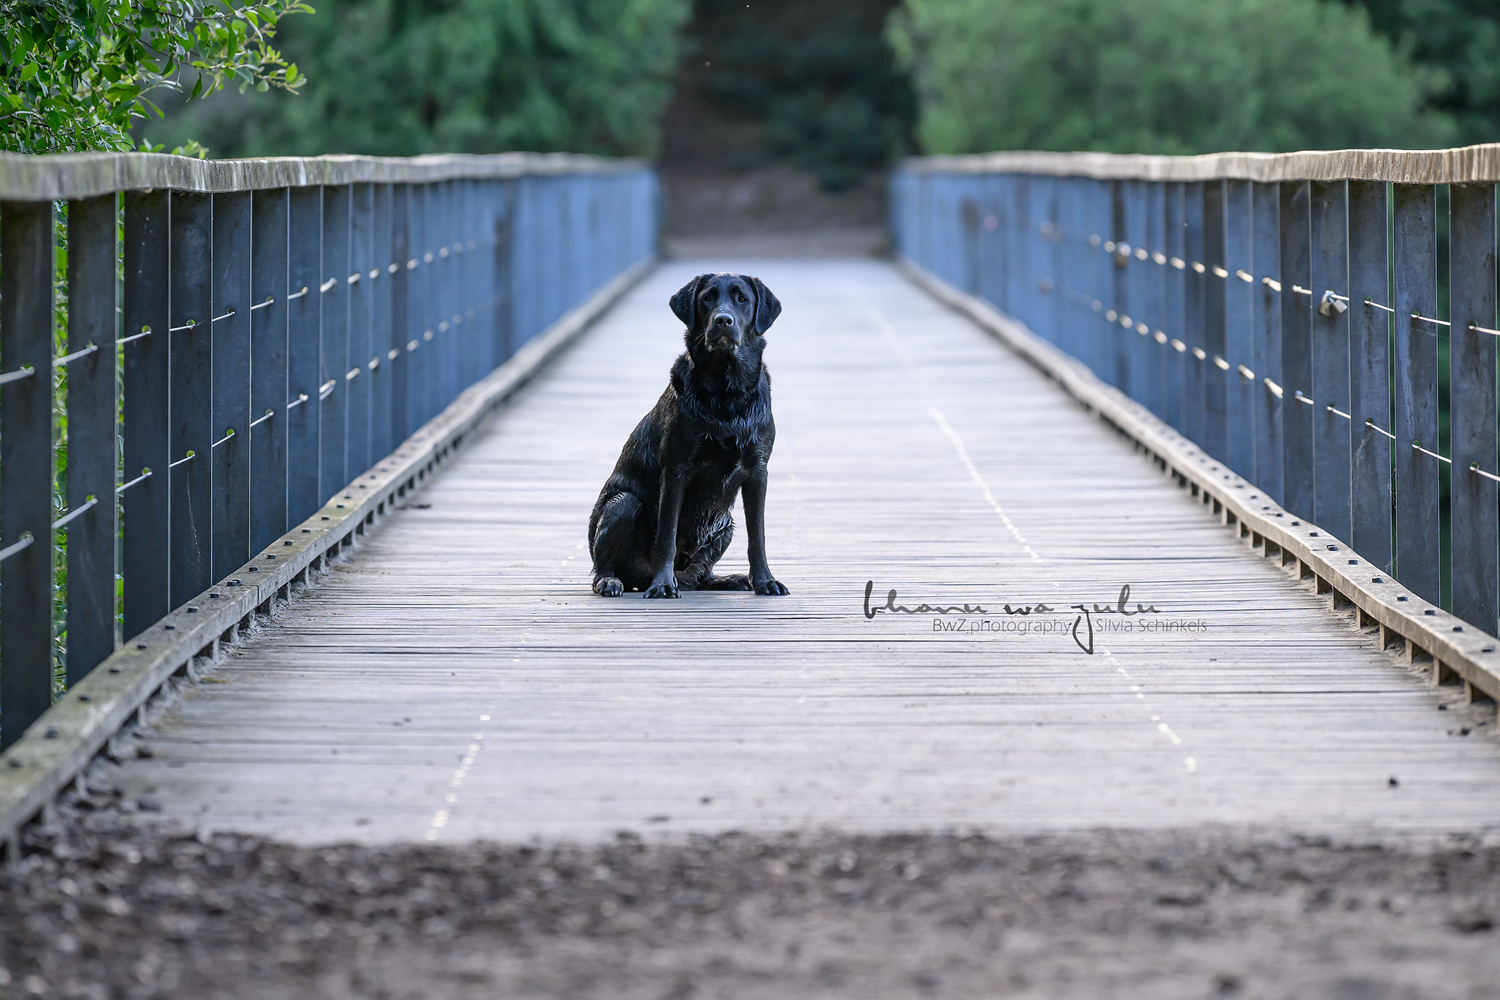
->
[[1, 0, 312, 154]]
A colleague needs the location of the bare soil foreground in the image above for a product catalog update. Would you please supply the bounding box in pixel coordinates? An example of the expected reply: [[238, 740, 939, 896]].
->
[[3, 811, 1499, 1000]]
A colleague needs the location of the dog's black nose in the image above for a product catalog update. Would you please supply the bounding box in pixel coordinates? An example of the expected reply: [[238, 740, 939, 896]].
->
[[713, 312, 734, 328]]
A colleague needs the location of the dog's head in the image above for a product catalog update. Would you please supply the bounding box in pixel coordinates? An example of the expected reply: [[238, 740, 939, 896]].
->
[[670, 273, 781, 355]]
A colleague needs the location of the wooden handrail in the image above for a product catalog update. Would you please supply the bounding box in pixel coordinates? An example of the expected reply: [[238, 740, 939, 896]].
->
[[903, 142, 1500, 184], [0, 151, 645, 202]]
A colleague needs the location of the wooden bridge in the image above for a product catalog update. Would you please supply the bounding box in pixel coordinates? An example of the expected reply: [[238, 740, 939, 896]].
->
[[4, 148, 1500, 854]]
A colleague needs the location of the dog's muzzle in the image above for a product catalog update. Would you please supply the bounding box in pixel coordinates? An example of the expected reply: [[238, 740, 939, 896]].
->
[[708, 312, 741, 347]]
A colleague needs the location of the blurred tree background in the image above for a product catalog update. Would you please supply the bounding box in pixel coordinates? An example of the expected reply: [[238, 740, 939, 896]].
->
[[669, 0, 915, 192], [130, 0, 1500, 240], [654, 0, 912, 244], [141, 0, 692, 156], [1351, 0, 1500, 146], [887, 0, 1466, 156]]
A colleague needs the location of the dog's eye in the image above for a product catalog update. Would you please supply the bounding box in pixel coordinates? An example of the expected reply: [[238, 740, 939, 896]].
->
[[734, 291, 746, 302]]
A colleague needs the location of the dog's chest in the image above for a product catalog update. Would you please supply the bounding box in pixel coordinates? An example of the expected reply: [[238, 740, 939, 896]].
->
[[693, 435, 759, 489]]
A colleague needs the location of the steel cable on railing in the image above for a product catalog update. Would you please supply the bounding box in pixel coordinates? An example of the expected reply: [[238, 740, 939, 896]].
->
[[1043, 226, 1500, 486]]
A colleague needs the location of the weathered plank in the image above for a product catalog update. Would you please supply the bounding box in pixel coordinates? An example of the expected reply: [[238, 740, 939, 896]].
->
[[106, 259, 1500, 845]]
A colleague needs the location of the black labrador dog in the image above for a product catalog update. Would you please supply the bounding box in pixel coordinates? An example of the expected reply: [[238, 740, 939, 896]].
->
[[588, 272, 789, 599]]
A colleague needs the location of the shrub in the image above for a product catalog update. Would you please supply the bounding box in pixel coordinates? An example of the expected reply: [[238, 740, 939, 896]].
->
[[1, 0, 309, 154], [888, 0, 1457, 154], [1353, 0, 1500, 145], [696, 1, 917, 191], [144, 0, 690, 157]]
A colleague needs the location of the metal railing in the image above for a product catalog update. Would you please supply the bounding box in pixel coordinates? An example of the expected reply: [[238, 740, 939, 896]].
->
[[0, 152, 658, 747], [892, 144, 1500, 640]]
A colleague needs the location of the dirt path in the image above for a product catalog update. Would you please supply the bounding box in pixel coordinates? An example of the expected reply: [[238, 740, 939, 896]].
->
[[4, 804, 1499, 1000]]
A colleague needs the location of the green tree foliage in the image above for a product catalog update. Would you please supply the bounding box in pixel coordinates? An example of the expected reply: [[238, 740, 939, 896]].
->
[[888, 0, 1457, 155], [1, 0, 310, 153], [147, 0, 690, 157], [1351, 0, 1500, 145], [689, 0, 915, 191]]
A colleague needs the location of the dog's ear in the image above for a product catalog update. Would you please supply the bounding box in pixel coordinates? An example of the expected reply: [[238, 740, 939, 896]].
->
[[670, 275, 706, 331], [749, 277, 781, 334]]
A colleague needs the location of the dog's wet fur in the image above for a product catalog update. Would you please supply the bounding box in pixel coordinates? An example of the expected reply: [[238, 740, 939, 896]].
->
[[588, 273, 789, 599]]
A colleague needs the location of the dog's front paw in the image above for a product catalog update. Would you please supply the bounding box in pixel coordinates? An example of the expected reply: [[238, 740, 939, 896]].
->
[[753, 577, 789, 596], [593, 576, 624, 597], [644, 579, 680, 599]]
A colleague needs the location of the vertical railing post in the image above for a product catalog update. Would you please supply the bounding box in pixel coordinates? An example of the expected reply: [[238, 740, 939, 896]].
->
[[287, 186, 323, 527], [493, 180, 514, 364], [1202, 180, 1228, 463], [514, 176, 534, 350], [1056, 178, 1079, 361], [960, 189, 980, 296], [1224, 180, 1255, 478], [466, 179, 487, 379], [211, 191, 252, 579], [412, 183, 433, 427], [1123, 179, 1149, 407], [1183, 181, 1206, 448], [1164, 182, 1187, 433], [1279, 181, 1314, 522], [250, 188, 290, 553], [1013, 175, 1033, 336], [371, 183, 394, 463], [975, 177, 1003, 317], [1448, 182, 1497, 630], [438, 181, 458, 406], [390, 184, 411, 447], [1108, 180, 1129, 391], [0, 200, 56, 747], [1144, 181, 1167, 422], [1309, 181, 1351, 542], [320, 185, 351, 503], [463, 178, 482, 382], [347, 183, 373, 479], [65, 195, 120, 683], [1392, 184, 1440, 605], [430, 182, 448, 414], [122, 190, 170, 639], [1348, 181, 1392, 573], [1251, 182, 1283, 506], [995, 176, 1013, 318], [1092, 179, 1113, 383], [169, 193, 213, 607], [1041, 177, 1062, 344]]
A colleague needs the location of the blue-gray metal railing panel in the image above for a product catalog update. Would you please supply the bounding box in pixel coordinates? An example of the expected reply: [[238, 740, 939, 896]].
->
[[0, 153, 658, 748], [892, 143, 1500, 644]]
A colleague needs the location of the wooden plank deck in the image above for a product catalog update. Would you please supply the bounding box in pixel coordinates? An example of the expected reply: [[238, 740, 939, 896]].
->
[[104, 258, 1500, 844]]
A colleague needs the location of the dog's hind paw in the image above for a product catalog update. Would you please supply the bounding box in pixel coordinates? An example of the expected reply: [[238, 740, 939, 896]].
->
[[754, 577, 789, 596], [644, 580, 680, 599], [593, 576, 625, 597]]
